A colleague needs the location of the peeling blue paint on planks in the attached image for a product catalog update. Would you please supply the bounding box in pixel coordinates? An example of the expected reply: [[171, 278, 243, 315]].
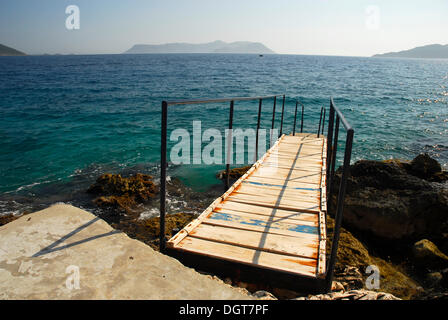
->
[[208, 212, 318, 235], [242, 180, 320, 191]]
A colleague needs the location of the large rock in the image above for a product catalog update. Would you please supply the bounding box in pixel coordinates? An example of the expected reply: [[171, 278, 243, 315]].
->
[[0, 204, 251, 299], [87, 173, 158, 213], [410, 154, 442, 179], [413, 239, 448, 269], [331, 155, 448, 241], [216, 165, 252, 181]]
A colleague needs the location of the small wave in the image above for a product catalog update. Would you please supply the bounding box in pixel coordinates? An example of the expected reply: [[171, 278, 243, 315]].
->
[[138, 207, 160, 220], [15, 180, 51, 192]]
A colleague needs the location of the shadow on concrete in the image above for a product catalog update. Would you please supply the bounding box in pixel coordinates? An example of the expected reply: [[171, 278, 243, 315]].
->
[[33, 217, 122, 257]]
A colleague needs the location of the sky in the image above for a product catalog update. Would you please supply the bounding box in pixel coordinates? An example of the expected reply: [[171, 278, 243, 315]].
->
[[0, 0, 447, 56]]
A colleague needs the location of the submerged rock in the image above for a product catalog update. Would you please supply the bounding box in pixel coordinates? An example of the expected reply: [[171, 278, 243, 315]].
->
[[216, 165, 252, 181], [87, 173, 158, 213]]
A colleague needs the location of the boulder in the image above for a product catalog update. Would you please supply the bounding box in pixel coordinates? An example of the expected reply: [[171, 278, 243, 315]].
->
[[216, 165, 252, 181], [87, 173, 158, 213], [410, 153, 442, 179], [330, 155, 448, 241], [412, 239, 448, 269]]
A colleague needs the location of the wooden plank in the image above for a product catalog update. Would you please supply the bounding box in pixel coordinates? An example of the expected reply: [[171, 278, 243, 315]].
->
[[317, 239, 326, 278], [225, 197, 320, 214], [227, 193, 319, 210], [216, 201, 318, 222], [176, 236, 317, 277], [274, 152, 323, 160], [244, 175, 321, 189], [284, 140, 323, 146], [277, 147, 323, 155], [202, 211, 320, 239], [236, 182, 320, 197], [250, 168, 321, 184], [263, 159, 323, 169], [249, 168, 322, 180], [260, 164, 322, 174], [212, 206, 318, 227], [266, 153, 323, 162], [233, 185, 320, 205], [264, 154, 323, 163], [255, 166, 322, 178], [290, 133, 322, 138], [189, 224, 318, 259], [276, 144, 323, 152]]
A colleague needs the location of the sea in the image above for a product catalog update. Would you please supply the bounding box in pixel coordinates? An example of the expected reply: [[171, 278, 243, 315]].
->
[[0, 53, 447, 217]]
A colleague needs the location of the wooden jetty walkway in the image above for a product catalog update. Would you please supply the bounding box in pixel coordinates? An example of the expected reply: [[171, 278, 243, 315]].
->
[[160, 96, 354, 293], [167, 133, 327, 282]]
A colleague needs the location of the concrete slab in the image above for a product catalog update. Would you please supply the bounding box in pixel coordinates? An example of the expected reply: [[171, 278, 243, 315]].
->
[[0, 204, 252, 300]]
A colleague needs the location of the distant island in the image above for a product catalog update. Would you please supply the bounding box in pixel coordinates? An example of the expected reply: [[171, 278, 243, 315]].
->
[[373, 44, 448, 59], [0, 44, 26, 56], [124, 40, 275, 54]]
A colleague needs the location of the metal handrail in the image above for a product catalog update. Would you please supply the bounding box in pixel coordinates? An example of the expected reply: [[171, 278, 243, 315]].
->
[[159, 94, 354, 294], [164, 95, 283, 106], [160, 94, 285, 252], [324, 97, 355, 291]]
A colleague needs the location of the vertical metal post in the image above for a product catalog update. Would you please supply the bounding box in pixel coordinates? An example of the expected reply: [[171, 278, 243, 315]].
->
[[271, 96, 277, 131], [159, 101, 168, 253], [329, 116, 340, 192], [317, 107, 323, 138], [300, 103, 304, 133], [279, 95, 285, 137], [321, 108, 326, 135], [270, 96, 277, 147], [293, 101, 298, 136], [225, 100, 234, 190], [255, 99, 262, 162], [326, 102, 335, 190], [326, 129, 354, 291]]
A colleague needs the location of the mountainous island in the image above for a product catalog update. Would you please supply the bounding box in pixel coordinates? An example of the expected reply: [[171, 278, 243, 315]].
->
[[124, 40, 275, 54], [0, 44, 26, 56], [373, 44, 448, 59]]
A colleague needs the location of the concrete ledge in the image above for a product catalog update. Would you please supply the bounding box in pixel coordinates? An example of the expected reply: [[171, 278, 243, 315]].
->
[[0, 204, 252, 300]]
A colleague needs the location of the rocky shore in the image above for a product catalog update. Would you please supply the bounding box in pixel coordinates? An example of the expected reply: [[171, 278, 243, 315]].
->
[[1, 153, 447, 300], [329, 154, 448, 300]]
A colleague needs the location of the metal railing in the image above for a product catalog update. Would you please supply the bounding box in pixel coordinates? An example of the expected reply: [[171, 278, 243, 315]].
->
[[160, 94, 285, 252], [159, 95, 354, 294], [324, 98, 355, 291]]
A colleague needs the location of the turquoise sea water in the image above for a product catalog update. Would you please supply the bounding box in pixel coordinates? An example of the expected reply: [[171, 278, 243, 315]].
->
[[0, 54, 447, 215]]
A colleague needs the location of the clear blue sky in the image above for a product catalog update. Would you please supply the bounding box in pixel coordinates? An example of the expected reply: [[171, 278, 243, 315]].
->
[[0, 0, 447, 56]]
